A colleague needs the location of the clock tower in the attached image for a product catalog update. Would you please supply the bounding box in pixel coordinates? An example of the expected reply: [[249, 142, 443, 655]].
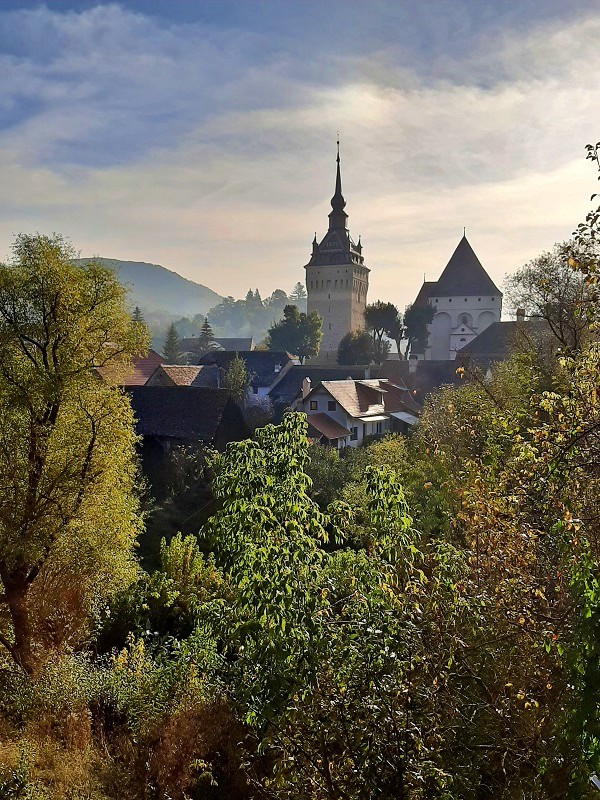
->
[[304, 143, 369, 361]]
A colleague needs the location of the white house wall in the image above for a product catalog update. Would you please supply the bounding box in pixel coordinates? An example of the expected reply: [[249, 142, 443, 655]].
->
[[426, 295, 502, 360]]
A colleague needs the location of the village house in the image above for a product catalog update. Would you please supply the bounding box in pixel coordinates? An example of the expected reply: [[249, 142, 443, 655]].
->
[[295, 378, 420, 448], [127, 386, 249, 495]]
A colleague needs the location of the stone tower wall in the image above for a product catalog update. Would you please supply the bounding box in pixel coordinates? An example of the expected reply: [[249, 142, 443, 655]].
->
[[306, 264, 368, 354]]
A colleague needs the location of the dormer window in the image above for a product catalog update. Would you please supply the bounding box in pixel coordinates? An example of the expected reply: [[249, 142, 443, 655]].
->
[[274, 364, 281, 373]]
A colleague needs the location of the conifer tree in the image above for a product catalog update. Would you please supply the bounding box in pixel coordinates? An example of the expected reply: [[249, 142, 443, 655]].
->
[[163, 322, 183, 364], [132, 306, 144, 323], [194, 317, 218, 357]]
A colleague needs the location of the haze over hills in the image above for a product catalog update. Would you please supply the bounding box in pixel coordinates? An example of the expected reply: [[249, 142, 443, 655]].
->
[[76, 257, 223, 316]]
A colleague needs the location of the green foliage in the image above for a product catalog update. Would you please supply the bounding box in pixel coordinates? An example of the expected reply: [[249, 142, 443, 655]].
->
[[0, 234, 146, 673], [364, 300, 398, 362], [221, 352, 252, 405], [162, 321, 182, 364], [202, 285, 306, 342], [267, 304, 322, 364], [504, 240, 599, 354], [403, 302, 435, 358], [336, 329, 375, 364], [207, 413, 329, 717]]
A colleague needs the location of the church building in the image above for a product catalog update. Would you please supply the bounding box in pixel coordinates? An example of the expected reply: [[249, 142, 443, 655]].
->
[[304, 144, 369, 361], [412, 234, 502, 361]]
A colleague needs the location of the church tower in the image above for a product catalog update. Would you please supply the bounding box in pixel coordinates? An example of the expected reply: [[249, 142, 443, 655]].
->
[[304, 143, 369, 361]]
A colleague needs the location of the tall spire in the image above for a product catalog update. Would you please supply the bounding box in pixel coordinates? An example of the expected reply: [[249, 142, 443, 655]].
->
[[328, 138, 348, 230]]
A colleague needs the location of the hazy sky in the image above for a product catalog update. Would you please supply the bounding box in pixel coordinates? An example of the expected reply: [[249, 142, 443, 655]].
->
[[1, 0, 598, 309]]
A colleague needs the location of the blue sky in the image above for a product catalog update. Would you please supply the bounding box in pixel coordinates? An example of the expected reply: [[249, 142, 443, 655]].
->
[[0, 1, 598, 307]]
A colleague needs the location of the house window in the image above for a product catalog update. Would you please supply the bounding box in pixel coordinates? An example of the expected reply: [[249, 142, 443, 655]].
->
[[350, 426, 358, 441], [328, 400, 337, 411], [376, 421, 383, 434], [252, 386, 259, 394], [309, 400, 318, 410]]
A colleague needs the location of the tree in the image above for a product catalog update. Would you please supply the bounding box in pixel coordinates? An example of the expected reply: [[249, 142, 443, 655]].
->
[[364, 301, 398, 364], [0, 234, 147, 673], [290, 282, 307, 303], [337, 329, 375, 365], [384, 307, 404, 356], [163, 322, 183, 364], [192, 316, 220, 359], [267, 304, 322, 364], [504, 241, 599, 355], [132, 306, 145, 323], [221, 352, 253, 406], [403, 302, 435, 359]]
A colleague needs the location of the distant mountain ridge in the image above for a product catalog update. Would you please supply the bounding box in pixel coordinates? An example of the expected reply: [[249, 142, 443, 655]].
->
[[76, 257, 223, 316]]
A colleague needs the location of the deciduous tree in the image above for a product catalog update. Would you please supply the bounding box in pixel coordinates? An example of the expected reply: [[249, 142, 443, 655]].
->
[[267, 304, 322, 364], [0, 234, 147, 673], [336, 329, 375, 365], [403, 302, 435, 359]]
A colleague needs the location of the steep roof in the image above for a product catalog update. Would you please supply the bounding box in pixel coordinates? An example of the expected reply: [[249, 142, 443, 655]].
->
[[127, 386, 235, 441], [434, 235, 501, 297], [413, 281, 436, 309], [269, 365, 373, 409], [456, 321, 517, 359], [198, 350, 292, 389], [147, 364, 220, 388], [96, 348, 165, 386], [315, 380, 386, 417], [215, 337, 254, 351], [307, 413, 350, 440], [455, 319, 551, 368]]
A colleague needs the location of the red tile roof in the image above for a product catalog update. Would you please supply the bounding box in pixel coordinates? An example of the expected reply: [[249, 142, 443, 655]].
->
[[96, 349, 165, 386]]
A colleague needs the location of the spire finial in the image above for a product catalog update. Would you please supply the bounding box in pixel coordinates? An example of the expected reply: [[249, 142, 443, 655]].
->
[[463, 226, 466, 237], [329, 136, 348, 230]]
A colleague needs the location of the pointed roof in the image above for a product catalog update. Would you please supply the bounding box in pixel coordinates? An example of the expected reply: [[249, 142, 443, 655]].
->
[[306, 143, 367, 271], [328, 140, 348, 231], [434, 235, 501, 296]]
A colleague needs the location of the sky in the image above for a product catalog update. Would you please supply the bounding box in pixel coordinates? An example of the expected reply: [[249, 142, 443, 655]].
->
[[0, 0, 599, 310]]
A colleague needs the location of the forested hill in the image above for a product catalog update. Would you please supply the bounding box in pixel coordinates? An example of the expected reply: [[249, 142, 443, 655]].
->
[[75, 257, 223, 316]]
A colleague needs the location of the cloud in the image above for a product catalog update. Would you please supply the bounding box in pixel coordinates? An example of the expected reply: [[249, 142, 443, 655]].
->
[[0, 2, 598, 311]]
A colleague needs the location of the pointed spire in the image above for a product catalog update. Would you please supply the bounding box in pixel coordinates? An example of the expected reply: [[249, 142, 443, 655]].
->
[[356, 235, 362, 254], [312, 232, 318, 254], [328, 138, 348, 230]]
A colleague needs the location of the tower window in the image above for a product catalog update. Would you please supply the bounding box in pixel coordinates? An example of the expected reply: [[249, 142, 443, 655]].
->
[[448, 298, 452, 303], [464, 298, 467, 302], [478, 298, 481, 302], [328, 323, 331, 330]]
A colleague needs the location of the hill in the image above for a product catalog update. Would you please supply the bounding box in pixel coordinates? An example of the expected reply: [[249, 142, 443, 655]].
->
[[75, 257, 223, 317]]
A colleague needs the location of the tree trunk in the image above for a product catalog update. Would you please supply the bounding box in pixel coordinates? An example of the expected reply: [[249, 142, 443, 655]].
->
[[1, 568, 36, 673]]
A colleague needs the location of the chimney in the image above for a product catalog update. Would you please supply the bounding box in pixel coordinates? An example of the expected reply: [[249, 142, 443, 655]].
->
[[516, 308, 525, 323], [302, 377, 312, 399], [409, 355, 418, 374]]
